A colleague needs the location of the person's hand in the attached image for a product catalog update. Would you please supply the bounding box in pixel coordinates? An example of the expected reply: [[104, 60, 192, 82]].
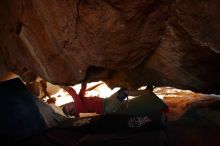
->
[[116, 88, 128, 102]]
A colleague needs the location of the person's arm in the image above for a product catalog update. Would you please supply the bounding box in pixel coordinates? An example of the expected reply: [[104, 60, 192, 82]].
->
[[63, 86, 80, 101], [79, 82, 87, 98]]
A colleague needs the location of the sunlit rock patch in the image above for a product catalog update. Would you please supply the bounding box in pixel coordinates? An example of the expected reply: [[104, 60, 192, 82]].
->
[[154, 87, 220, 121]]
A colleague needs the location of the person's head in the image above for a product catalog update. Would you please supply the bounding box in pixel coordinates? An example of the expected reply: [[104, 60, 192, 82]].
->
[[63, 102, 76, 116]]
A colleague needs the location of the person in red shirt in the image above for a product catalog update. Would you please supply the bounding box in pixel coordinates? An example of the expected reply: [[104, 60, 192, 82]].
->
[[62, 82, 153, 117]]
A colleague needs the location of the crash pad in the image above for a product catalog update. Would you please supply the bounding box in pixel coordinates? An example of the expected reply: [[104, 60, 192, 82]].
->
[[115, 91, 167, 116], [0, 78, 47, 141]]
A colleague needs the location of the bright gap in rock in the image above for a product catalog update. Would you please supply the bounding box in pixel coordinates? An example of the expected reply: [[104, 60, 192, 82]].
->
[[50, 81, 197, 107], [50, 81, 220, 121], [51, 82, 157, 106], [48, 82, 220, 121], [51, 81, 120, 106]]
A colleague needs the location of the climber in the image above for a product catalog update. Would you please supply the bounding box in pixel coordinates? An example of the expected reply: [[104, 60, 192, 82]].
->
[[62, 82, 127, 117], [62, 83, 153, 117]]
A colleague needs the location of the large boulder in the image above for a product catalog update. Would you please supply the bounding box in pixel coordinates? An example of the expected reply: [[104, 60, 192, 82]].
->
[[0, 0, 220, 93]]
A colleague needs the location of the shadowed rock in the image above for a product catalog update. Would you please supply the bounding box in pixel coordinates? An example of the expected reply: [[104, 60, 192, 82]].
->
[[0, 0, 220, 93]]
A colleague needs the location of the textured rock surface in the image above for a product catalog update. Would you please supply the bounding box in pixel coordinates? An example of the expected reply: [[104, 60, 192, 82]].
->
[[0, 0, 220, 93]]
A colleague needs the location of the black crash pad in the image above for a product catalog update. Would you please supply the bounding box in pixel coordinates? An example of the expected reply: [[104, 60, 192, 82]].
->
[[19, 113, 168, 146], [115, 91, 167, 116], [0, 78, 47, 141]]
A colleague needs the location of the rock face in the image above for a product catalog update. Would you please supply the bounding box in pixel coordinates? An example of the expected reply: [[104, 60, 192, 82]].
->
[[0, 0, 220, 93]]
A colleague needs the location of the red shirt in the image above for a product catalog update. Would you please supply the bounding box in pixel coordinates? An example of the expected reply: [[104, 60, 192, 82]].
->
[[64, 83, 104, 117]]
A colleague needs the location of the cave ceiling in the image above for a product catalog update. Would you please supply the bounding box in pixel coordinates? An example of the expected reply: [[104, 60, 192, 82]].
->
[[0, 0, 220, 94]]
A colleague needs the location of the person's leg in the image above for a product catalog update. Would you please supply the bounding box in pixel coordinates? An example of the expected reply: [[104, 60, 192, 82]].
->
[[104, 89, 128, 114]]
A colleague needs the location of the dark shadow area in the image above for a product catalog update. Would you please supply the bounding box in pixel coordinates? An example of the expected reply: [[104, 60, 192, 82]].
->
[[1, 78, 220, 146], [0, 78, 47, 142]]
